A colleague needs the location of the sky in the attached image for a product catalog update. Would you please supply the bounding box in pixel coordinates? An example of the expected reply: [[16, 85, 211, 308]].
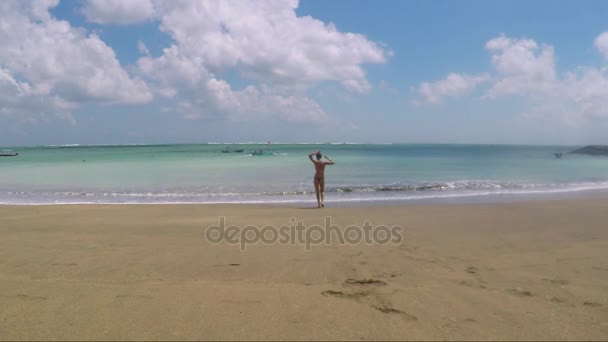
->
[[2, 0, 608, 146]]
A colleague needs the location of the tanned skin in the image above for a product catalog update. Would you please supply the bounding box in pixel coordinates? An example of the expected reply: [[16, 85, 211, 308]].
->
[[308, 150, 335, 208]]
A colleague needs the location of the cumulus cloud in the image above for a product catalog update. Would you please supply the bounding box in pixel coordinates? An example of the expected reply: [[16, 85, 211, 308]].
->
[[154, 0, 387, 92], [413, 32, 608, 124], [413, 73, 490, 105], [484, 35, 608, 123], [82, 0, 156, 25], [547, 67, 608, 122], [82, 0, 389, 123], [485, 35, 555, 78], [0, 68, 75, 124], [0, 0, 152, 123], [1, 0, 388, 126], [594, 32, 608, 61], [484, 35, 555, 98], [181, 78, 328, 123]]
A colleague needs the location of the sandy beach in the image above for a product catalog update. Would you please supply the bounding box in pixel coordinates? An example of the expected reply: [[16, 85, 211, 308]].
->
[[1, 199, 607, 340]]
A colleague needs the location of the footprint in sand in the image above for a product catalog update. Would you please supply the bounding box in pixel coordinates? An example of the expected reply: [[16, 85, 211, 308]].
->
[[11, 294, 48, 301], [459, 279, 487, 289], [551, 297, 567, 304], [212, 263, 241, 267], [344, 278, 387, 286], [542, 278, 568, 286], [465, 266, 478, 274], [322, 289, 417, 322], [321, 290, 369, 300], [0, 294, 47, 302], [506, 288, 533, 297], [460, 266, 489, 289], [583, 301, 602, 307], [372, 305, 418, 321]]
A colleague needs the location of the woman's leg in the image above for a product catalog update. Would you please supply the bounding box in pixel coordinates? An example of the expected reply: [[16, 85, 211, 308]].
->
[[314, 178, 321, 208], [320, 178, 325, 207]]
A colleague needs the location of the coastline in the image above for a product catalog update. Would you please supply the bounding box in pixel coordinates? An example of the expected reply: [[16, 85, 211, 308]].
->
[[3, 184, 608, 206], [1, 198, 607, 340], [3, 143, 608, 207]]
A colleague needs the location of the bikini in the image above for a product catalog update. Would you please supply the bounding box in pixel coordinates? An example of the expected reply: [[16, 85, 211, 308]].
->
[[314, 155, 324, 182]]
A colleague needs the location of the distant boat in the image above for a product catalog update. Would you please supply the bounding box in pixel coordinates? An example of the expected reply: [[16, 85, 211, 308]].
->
[[221, 147, 244, 153], [0, 150, 18, 157], [553, 152, 563, 159], [250, 149, 284, 156], [249, 141, 277, 156]]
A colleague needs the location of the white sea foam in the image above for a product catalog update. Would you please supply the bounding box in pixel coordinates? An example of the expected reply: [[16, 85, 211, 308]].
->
[[3, 180, 608, 205]]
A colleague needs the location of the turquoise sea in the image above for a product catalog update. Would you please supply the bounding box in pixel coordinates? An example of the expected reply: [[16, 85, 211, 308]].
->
[[1, 143, 608, 205]]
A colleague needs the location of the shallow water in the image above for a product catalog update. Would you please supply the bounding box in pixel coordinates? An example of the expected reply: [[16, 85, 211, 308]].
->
[[1, 143, 607, 205]]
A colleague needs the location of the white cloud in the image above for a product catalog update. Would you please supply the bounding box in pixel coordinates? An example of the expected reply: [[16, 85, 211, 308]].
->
[[485, 35, 555, 79], [138, 46, 328, 123], [413, 73, 490, 105], [4, 0, 387, 126], [0, 68, 75, 124], [154, 1, 387, 92], [594, 32, 608, 61], [484, 35, 555, 98], [484, 34, 608, 123], [82, 0, 389, 124], [177, 78, 327, 124], [137, 40, 151, 57], [545, 67, 608, 122], [82, 0, 156, 25], [0, 0, 152, 123], [413, 33, 608, 124]]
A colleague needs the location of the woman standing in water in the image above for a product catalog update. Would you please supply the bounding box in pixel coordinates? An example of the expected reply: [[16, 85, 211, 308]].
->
[[308, 150, 335, 208]]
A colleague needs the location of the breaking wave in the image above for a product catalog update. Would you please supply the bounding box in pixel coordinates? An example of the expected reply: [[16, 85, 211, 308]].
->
[[2, 180, 608, 205]]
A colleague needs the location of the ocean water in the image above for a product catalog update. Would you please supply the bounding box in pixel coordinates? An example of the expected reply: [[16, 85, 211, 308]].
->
[[1, 143, 608, 205]]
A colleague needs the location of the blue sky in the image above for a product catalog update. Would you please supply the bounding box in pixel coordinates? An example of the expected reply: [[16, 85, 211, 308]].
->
[[2, 0, 608, 146]]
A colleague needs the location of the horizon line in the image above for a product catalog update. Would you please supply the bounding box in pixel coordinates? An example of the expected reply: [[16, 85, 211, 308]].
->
[[0, 142, 591, 148]]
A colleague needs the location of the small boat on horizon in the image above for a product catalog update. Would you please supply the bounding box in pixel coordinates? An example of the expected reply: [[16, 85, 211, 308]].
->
[[251, 149, 267, 156], [0, 150, 19, 157], [221, 148, 244, 153], [249, 142, 284, 156], [250, 149, 285, 156]]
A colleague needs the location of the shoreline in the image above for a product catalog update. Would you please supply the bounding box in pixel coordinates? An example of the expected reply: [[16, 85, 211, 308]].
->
[[2, 185, 608, 206], [1, 198, 607, 340]]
